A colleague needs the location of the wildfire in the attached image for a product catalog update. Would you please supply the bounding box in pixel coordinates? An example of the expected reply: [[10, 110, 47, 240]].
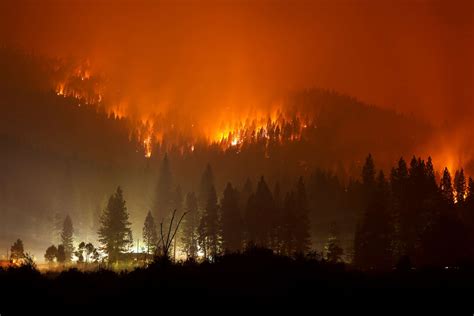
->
[[231, 137, 240, 146], [211, 112, 310, 150], [56, 83, 65, 96], [108, 104, 127, 120], [50, 61, 313, 158], [53, 60, 103, 105], [143, 136, 152, 158]]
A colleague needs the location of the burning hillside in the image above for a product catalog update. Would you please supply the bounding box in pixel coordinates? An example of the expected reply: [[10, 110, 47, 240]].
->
[[0, 48, 469, 267], [0, 48, 437, 172], [48, 57, 323, 160], [45, 56, 435, 171]]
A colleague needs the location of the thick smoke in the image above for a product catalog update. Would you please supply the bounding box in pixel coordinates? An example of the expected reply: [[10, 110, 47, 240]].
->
[[1, 0, 472, 126]]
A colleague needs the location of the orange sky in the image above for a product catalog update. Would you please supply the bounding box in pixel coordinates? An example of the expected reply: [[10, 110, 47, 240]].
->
[[1, 0, 473, 127]]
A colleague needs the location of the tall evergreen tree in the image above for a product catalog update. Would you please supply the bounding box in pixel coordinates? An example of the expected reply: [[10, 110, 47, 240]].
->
[[61, 214, 74, 262], [245, 176, 274, 248], [440, 167, 454, 204], [98, 187, 133, 262], [239, 178, 253, 221], [294, 177, 311, 253], [390, 157, 409, 196], [419, 171, 472, 267], [362, 154, 376, 190], [198, 184, 220, 260], [454, 169, 466, 204], [221, 183, 242, 253], [281, 191, 296, 256], [360, 154, 377, 224], [390, 157, 409, 258], [181, 192, 199, 259], [142, 211, 158, 254], [426, 157, 437, 190], [354, 171, 392, 269]]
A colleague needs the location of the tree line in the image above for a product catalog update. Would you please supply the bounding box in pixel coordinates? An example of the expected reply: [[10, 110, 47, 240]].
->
[[354, 154, 474, 269], [142, 156, 313, 262], [7, 153, 474, 270]]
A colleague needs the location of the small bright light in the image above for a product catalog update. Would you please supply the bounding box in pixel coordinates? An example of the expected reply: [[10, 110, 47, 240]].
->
[[143, 136, 152, 158]]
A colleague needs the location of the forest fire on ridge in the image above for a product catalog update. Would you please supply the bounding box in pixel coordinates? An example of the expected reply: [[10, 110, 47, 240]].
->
[[52, 62, 313, 158], [46, 59, 470, 176], [2, 2, 474, 305]]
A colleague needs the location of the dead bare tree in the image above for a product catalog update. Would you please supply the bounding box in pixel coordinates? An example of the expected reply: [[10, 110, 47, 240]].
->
[[158, 209, 187, 260]]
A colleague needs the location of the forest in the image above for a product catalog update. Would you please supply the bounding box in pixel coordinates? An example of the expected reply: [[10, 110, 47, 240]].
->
[[5, 153, 474, 270], [1, 48, 472, 271], [2, 0, 473, 310], [0, 49, 441, 259], [3, 153, 474, 312]]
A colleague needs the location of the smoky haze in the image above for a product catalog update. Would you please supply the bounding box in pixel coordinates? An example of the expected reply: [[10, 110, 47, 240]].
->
[[1, 0, 472, 126], [1, 0, 473, 261]]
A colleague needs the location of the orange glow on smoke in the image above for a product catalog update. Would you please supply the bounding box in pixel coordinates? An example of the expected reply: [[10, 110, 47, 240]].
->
[[143, 136, 152, 158], [51, 63, 313, 158], [49, 61, 469, 173]]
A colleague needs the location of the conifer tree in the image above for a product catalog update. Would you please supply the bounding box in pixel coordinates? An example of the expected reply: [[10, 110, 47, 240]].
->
[[143, 211, 158, 254], [245, 176, 274, 248], [181, 192, 199, 259], [198, 184, 220, 259], [98, 187, 133, 262], [440, 167, 454, 204], [281, 191, 296, 256], [454, 169, 466, 204], [362, 154, 376, 190], [354, 171, 392, 269], [221, 183, 242, 253], [294, 177, 311, 253], [61, 214, 74, 262]]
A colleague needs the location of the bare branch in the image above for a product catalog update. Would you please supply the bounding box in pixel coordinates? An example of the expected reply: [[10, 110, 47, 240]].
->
[[159, 222, 165, 253], [168, 211, 187, 251], [166, 209, 177, 249]]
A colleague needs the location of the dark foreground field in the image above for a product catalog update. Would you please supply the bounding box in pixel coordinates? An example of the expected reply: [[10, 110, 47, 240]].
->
[[1, 249, 474, 314]]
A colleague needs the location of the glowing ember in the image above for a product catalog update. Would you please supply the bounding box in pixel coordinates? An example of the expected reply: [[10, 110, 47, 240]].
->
[[143, 136, 152, 158]]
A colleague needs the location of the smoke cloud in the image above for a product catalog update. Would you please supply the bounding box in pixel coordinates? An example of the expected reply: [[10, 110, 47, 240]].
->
[[1, 0, 473, 163]]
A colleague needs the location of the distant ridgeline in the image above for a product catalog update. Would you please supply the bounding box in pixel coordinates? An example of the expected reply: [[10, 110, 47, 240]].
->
[[0, 48, 432, 172]]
